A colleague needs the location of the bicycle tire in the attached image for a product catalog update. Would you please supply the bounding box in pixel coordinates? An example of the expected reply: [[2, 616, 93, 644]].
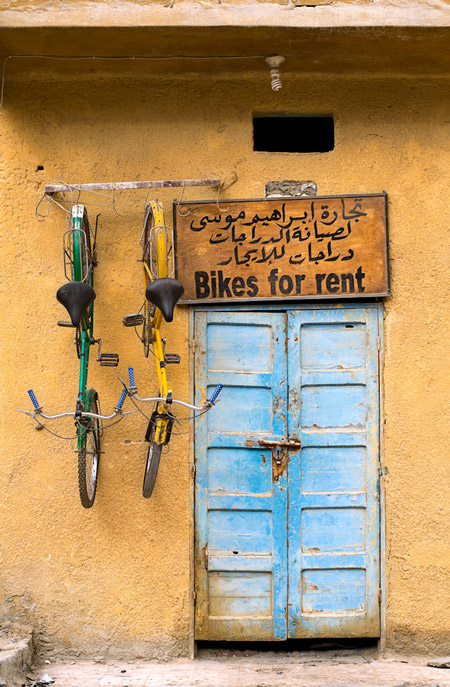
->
[[142, 206, 154, 356], [142, 203, 167, 280], [142, 305, 152, 358], [72, 206, 92, 283], [143, 440, 162, 498], [78, 389, 101, 508], [142, 203, 167, 355], [75, 325, 82, 360], [143, 410, 164, 498], [142, 204, 154, 276], [71, 206, 94, 356]]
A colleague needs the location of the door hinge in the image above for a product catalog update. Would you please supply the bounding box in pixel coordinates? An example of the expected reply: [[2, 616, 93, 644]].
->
[[378, 588, 382, 602], [378, 463, 387, 477], [193, 590, 197, 605], [192, 463, 196, 479]]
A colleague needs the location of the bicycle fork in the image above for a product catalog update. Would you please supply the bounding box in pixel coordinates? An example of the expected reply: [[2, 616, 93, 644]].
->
[[150, 328, 174, 446]]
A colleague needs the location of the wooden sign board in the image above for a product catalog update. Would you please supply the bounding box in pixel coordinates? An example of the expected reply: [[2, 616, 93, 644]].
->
[[174, 194, 389, 303]]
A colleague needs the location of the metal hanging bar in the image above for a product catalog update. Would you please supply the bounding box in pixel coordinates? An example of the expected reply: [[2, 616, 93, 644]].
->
[[44, 179, 220, 194]]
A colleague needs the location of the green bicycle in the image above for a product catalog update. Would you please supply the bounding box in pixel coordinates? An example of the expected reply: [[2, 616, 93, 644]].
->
[[23, 204, 131, 508]]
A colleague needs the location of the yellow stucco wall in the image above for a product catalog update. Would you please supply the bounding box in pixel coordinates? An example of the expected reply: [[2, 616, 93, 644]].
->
[[1, 65, 450, 657]]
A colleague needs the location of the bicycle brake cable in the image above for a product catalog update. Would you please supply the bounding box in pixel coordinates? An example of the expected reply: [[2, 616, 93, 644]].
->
[[19, 412, 84, 441]]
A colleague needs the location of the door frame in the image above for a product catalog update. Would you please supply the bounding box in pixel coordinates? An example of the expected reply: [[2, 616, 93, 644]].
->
[[187, 301, 386, 656]]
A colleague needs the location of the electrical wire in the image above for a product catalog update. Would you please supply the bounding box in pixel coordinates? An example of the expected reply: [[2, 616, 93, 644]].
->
[[1, 53, 268, 110]]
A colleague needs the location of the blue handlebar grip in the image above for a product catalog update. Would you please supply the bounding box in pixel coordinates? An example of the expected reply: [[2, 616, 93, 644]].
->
[[207, 384, 223, 405], [116, 388, 127, 410], [128, 367, 136, 388], [28, 389, 40, 410]]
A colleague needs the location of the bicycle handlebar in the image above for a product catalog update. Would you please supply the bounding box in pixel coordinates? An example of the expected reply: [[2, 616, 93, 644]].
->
[[28, 389, 42, 410], [22, 387, 136, 421], [128, 366, 136, 389], [207, 384, 223, 405], [126, 367, 222, 411], [115, 388, 127, 411], [23, 373, 223, 422]]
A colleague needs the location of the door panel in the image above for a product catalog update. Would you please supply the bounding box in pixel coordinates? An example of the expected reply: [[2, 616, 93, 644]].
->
[[195, 306, 381, 641], [194, 311, 288, 640], [287, 308, 380, 637]]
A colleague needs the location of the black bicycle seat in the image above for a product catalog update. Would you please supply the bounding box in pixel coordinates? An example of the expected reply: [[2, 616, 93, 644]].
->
[[146, 278, 184, 323], [57, 281, 96, 327]]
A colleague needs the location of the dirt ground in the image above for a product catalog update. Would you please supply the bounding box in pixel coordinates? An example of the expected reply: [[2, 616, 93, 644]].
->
[[28, 649, 450, 687]]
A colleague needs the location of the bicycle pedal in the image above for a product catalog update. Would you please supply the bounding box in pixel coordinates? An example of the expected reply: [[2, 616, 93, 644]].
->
[[164, 353, 181, 364], [57, 320, 75, 328], [99, 353, 119, 367], [123, 313, 144, 327]]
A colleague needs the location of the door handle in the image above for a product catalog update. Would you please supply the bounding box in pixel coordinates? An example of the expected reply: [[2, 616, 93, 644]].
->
[[257, 439, 302, 450]]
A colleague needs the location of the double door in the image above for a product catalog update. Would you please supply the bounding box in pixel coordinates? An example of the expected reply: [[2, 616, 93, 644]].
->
[[194, 305, 380, 640]]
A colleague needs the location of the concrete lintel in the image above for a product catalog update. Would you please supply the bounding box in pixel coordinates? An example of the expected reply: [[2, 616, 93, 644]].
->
[[1, 0, 450, 30]]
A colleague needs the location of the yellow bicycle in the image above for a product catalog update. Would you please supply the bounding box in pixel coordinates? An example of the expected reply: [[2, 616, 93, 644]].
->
[[123, 202, 222, 497]]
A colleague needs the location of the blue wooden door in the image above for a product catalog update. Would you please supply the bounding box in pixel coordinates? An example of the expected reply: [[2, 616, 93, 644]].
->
[[194, 311, 289, 640], [194, 306, 380, 640], [287, 308, 380, 637]]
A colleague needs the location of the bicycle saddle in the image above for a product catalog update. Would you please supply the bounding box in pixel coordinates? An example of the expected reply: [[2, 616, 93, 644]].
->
[[57, 281, 96, 327], [146, 278, 184, 323]]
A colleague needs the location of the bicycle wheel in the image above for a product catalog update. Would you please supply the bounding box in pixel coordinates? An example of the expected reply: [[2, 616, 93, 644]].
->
[[72, 205, 92, 283], [142, 203, 168, 355], [143, 441, 162, 499], [142, 202, 167, 279], [70, 205, 94, 356], [78, 389, 101, 509], [75, 325, 82, 360], [142, 304, 153, 358], [143, 410, 164, 498]]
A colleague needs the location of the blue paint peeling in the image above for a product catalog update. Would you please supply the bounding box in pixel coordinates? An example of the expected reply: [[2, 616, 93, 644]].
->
[[195, 306, 380, 641]]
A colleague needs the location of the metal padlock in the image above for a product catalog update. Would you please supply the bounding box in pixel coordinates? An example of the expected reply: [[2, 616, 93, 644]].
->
[[274, 446, 283, 466]]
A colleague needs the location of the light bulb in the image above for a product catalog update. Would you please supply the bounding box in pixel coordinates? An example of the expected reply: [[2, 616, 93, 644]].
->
[[265, 55, 286, 91]]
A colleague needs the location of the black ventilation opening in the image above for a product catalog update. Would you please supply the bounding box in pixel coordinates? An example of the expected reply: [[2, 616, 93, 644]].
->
[[253, 115, 334, 153]]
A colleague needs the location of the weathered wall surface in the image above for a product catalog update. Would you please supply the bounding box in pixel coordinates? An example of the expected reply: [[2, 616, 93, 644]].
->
[[1, 66, 450, 657]]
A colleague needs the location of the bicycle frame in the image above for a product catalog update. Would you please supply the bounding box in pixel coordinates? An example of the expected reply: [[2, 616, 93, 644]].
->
[[123, 200, 223, 498], [142, 202, 172, 446], [70, 207, 99, 489], [71, 205, 96, 424]]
